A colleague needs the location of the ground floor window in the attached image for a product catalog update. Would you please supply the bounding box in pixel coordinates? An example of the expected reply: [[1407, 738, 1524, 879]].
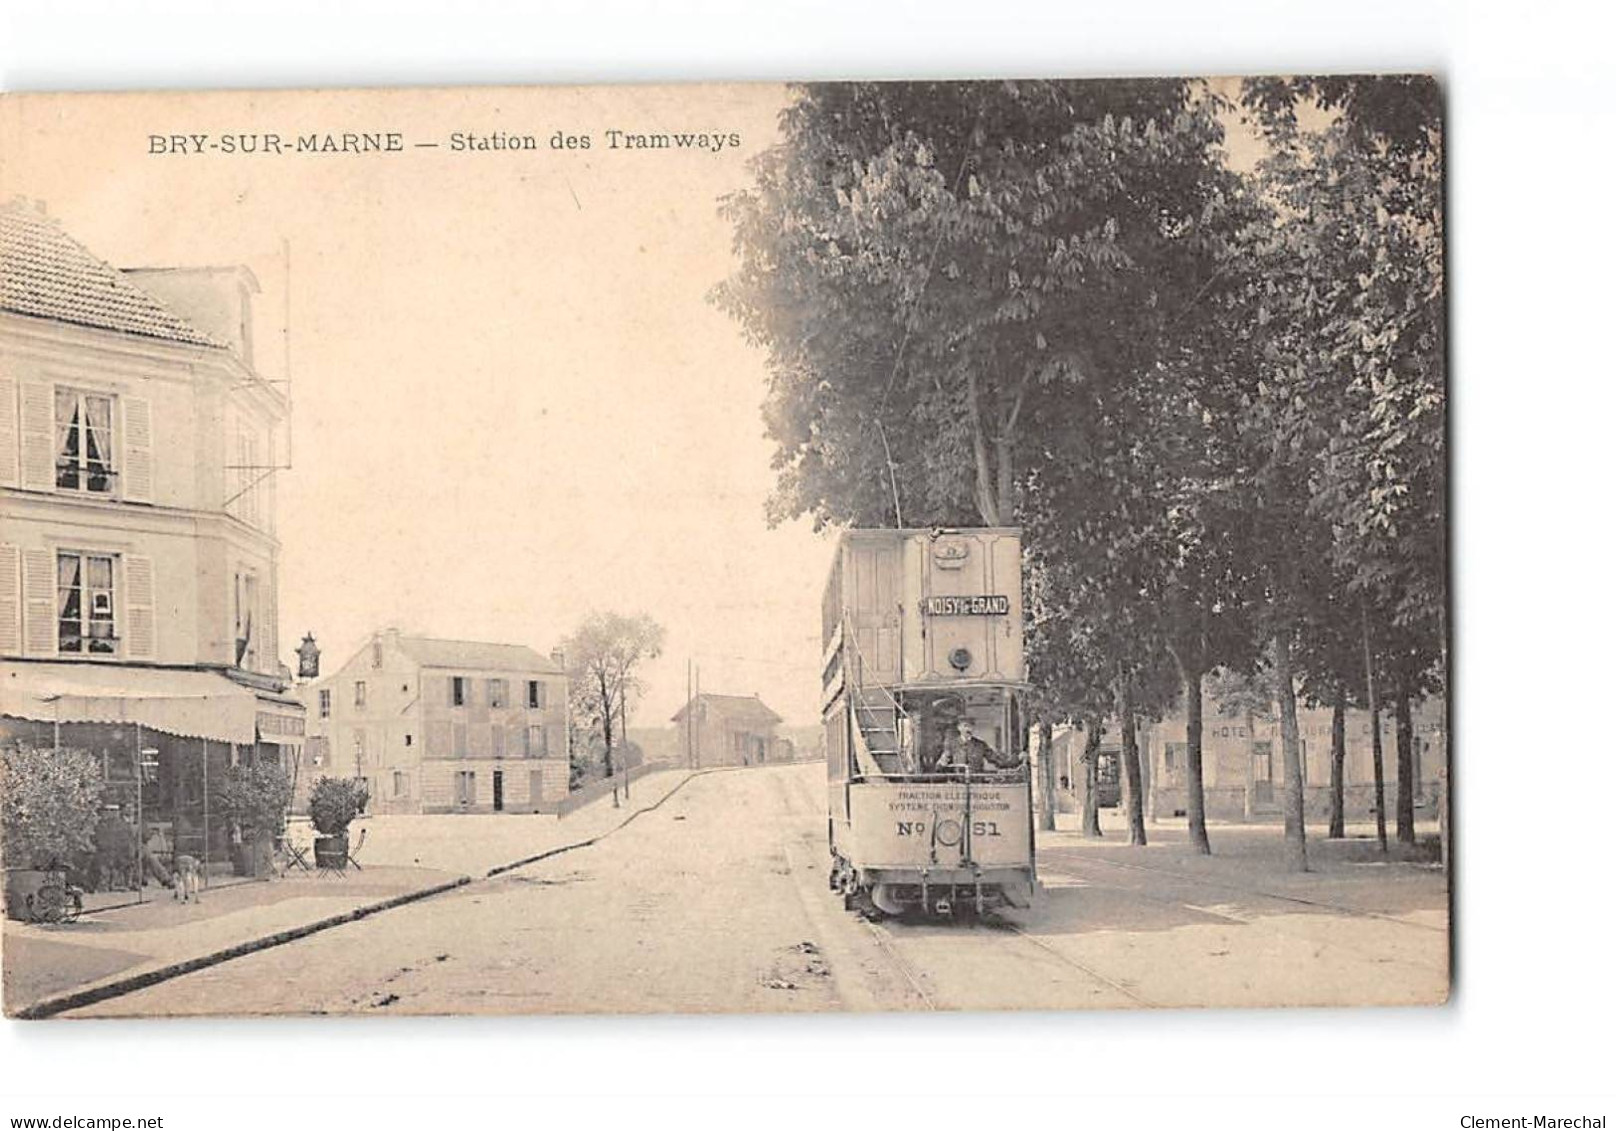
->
[[455, 770, 475, 806]]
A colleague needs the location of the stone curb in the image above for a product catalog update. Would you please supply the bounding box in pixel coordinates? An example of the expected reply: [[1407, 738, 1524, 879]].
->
[[11, 765, 725, 1019], [12, 875, 472, 1020]]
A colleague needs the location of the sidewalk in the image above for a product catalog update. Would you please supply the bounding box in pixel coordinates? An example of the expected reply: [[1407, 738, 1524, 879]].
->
[[355, 767, 694, 875], [2, 767, 698, 1018], [1038, 809, 1448, 922]]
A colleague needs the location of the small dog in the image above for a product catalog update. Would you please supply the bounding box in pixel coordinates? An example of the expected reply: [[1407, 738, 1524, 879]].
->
[[171, 855, 203, 903]]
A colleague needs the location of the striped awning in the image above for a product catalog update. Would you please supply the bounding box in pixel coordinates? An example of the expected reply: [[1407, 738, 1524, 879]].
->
[[1, 661, 259, 744]]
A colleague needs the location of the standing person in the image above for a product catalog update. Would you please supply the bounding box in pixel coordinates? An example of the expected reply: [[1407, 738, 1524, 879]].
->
[[939, 719, 1022, 773], [142, 825, 174, 888]]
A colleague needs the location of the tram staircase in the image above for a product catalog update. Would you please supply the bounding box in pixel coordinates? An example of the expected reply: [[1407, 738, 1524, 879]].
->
[[854, 701, 905, 775], [843, 621, 911, 776]]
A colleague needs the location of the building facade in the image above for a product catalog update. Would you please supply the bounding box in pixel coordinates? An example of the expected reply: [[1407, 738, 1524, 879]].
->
[[299, 631, 568, 814], [671, 692, 787, 768], [1047, 698, 1447, 824], [0, 201, 304, 872]]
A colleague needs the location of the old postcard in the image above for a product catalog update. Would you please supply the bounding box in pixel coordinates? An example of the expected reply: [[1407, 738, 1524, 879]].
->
[[0, 78, 1448, 1019]]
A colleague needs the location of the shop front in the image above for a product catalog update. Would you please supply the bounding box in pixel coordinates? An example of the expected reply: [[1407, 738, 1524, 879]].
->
[[1, 663, 277, 878]]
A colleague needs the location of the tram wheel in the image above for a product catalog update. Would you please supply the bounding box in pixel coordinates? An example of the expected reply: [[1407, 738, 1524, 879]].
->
[[844, 886, 882, 919]]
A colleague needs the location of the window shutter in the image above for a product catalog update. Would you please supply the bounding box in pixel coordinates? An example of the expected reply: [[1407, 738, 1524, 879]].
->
[[123, 554, 156, 660], [19, 383, 54, 492], [121, 396, 153, 503], [0, 378, 18, 488], [0, 544, 20, 655], [21, 547, 55, 655]]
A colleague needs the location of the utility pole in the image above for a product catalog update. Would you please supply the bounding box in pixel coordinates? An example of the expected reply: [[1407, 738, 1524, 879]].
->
[[694, 664, 702, 770], [620, 695, 631, 801], [686, 659, 694, 769]]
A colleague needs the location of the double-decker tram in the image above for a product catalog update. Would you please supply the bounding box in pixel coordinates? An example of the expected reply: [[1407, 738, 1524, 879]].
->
[[821, 527, 1036, 918]]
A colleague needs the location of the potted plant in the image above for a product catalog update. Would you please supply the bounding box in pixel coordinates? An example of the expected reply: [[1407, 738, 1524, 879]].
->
[[1, 745, 103, 920], [215, 760, 294, 878], [308, 776, 370, 871]]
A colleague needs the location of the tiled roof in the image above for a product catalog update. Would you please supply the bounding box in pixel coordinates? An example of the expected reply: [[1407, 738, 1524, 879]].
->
[[0, 201, 224, 348], [394, 636, 563, 675], [671, 693, 783, 725]]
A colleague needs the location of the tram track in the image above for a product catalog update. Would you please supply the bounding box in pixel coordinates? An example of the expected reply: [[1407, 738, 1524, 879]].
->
[[982, 916, 1156, 1006], [858, 917, 942, 1011]]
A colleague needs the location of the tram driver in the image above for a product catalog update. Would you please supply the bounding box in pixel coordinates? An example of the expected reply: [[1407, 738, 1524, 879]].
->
[[937, 718, 1023, 773]]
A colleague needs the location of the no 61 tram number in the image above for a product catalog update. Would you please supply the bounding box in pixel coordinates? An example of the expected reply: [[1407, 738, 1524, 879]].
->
[[895, 820, 1002, 839]]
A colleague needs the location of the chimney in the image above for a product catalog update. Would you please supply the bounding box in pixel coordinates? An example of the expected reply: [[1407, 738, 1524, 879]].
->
[[122, 265, 261, 364]]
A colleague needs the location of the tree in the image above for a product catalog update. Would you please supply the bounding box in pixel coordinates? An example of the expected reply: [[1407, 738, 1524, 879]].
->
[[1232, 75, 1446, 856], [717, 79, 1240, 533], [561, 612, 666, 806], [1, 745, 103, 869]]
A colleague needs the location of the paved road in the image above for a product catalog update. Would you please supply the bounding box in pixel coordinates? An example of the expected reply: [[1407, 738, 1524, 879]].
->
[[71, 763, 1448, 1017]]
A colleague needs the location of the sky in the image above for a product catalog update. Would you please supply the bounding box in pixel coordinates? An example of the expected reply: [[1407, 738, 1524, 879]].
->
[[0, 80, 1287, 728], [2, 83, 839, 725]]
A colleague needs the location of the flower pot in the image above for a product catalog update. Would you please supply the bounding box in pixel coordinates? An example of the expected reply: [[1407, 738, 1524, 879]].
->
[[313, 834, 350, 871], [231, 834, 275, 878], [4, 869, 48, 922]]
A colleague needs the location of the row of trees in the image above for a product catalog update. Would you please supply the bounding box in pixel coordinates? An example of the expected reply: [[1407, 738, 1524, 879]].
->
[[718, 77, 1445, 869]]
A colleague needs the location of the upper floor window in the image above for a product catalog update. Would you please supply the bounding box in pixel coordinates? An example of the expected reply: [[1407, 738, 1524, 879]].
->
[[372, 640, 384, 669], [58, 551, 116, 655], [451, 676, 468, 707], [354, 680, 368, 709], [55, 388, 115, 494], [318, 689, 331, 718], [527, 680, 546, 709], [489, 678, 508, 709]]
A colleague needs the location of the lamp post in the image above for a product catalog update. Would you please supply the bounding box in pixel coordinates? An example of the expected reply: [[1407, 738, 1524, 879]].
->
[[135, 740, 160, 902]]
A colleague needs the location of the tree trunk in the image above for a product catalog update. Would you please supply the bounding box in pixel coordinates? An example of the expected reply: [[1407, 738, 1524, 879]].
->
[[965, 370, 1001, 525], [994, 433, 1014, 525], [1328, 686, 1347, 839], [1118, 678, 1147, 846], [1036, 718, 1056, 833], [1182, 661, 1210, 855], [1362, 605, 1388, 853], [1394, 683, 1416, 845], [1081, 717, 1103, 839], [1273, 625, 1308, 872]]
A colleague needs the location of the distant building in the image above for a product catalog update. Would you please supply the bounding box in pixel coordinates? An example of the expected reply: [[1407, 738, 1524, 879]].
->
[[671, 692, 786, 768], [1047, 698, 1447, 824], [297, 630, 568, 814], [0, 200, 303, 873]]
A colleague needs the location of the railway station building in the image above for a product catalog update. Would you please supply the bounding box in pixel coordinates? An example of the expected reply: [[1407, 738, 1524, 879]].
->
[[671, 692, 787, 768], [297, 631, 569, 814], [0, 200, 305, 874]]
